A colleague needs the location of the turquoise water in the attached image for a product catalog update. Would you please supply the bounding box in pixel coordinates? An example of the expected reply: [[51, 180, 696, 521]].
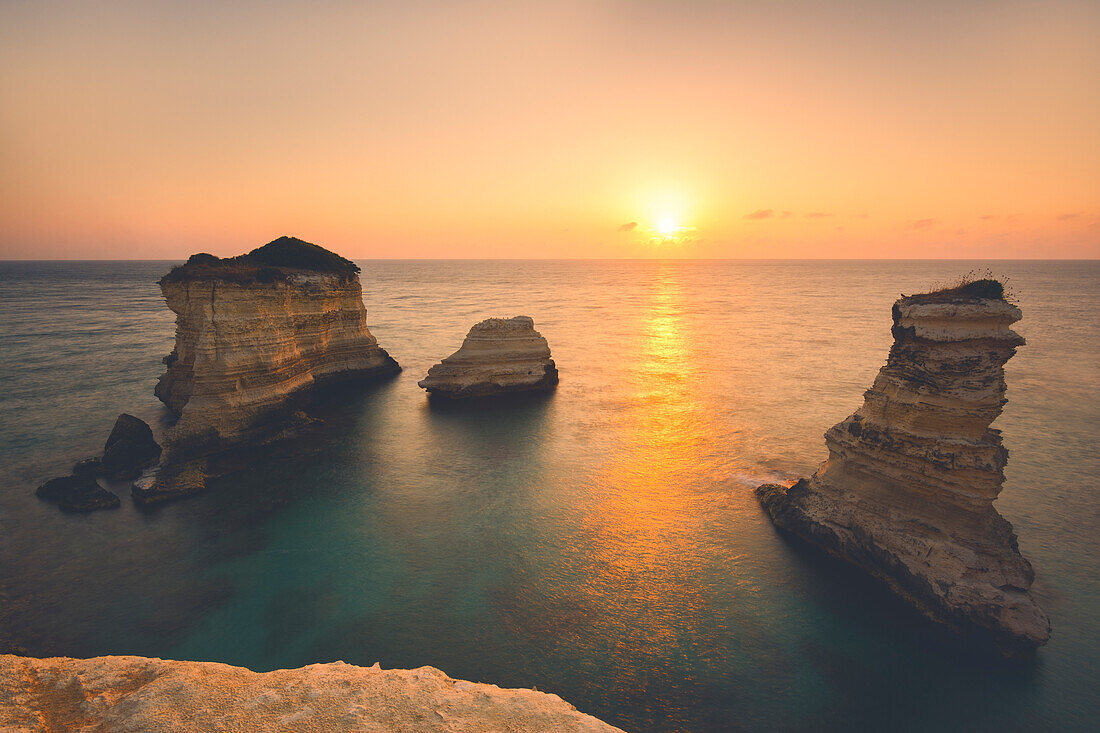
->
[[0, 260, 1097, 731]]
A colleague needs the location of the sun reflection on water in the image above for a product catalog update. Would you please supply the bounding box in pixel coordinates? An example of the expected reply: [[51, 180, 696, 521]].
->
[[496, 266, 765, 704]]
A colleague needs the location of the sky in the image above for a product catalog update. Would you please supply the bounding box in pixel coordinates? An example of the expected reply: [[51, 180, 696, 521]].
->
[[1, 0, 1098, 259]]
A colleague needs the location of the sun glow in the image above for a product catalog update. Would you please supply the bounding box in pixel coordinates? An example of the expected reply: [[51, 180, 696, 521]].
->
[[656, 216, 679, 235]]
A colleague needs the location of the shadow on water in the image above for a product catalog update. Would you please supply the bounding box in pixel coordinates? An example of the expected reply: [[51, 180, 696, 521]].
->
[[425, 387, 558, 413], [756, 517, 1046, 730], [153, 372, 565, 676]]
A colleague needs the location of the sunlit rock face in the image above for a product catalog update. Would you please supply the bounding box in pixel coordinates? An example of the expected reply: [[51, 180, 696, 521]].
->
[[756, 281, 1050, 656], [0, 655, 623, 733], [419, 316, 558, 398], [143, 237, 398, 502]]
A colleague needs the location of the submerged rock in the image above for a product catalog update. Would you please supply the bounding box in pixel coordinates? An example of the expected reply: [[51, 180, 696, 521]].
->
[[131, 460, 207, 506], [101, 413, 161, 480], [0, 654, 623, 732], [419, 316, 558, 399], [35, 474, 119, 513], [756, 280, 1050, 656], [71, 457, 102, 477], [142, 236, 399, 503]]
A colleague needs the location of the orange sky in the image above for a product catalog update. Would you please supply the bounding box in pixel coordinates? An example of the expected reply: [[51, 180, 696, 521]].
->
[[1, 0, 1098, 259]]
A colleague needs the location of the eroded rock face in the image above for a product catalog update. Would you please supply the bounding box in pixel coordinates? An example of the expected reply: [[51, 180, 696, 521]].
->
[[0, 655, 623, 733], [419, 316, 558, 399], [756, 281, 1050, 656], [145, 238, 398, 501]]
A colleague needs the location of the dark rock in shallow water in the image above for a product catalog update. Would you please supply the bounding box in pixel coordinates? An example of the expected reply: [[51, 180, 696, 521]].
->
[[35, 474, 119, 513], [71, 457, 103, 477], [101, 414, 161, 480], [132, 460, 207, 506]]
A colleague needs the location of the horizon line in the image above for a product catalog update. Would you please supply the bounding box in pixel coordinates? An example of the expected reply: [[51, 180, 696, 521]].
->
[[2, 257, 1098, 263]]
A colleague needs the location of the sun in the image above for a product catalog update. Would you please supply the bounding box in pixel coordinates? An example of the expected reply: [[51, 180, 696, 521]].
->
[[656, 216, 679, 235]]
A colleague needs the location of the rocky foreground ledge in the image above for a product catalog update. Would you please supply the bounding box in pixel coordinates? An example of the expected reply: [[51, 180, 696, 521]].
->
[[757, 280, 1050, 657], [0, 655, 623, 732]]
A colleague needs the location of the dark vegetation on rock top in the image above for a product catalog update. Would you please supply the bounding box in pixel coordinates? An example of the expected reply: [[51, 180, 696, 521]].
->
[[160, 236, 360, 284], [905, 276, 1007, 303]]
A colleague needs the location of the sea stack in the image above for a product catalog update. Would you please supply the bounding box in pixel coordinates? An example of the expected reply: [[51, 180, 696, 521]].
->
[[419, 316, 558, 399], [756, 279, 1050, 656], [139, 236, 399, 502]]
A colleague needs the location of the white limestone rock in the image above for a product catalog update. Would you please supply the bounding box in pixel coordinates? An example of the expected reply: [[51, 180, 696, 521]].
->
[[419, 316, 559, 399], [756, 280, 1050, 656]]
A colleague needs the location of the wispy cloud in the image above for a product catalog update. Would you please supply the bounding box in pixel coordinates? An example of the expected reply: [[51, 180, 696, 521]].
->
[[744, 209, 773, 220], [618, 221, 638, 232], [906, 218, 936, 230], [805, 212, 833, 218], [1057, 213, 1079, 220]]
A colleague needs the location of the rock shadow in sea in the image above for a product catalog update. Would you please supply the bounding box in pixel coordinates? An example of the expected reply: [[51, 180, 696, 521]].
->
[[425, 387, 557, 412], [763, 517, 1046, 668]]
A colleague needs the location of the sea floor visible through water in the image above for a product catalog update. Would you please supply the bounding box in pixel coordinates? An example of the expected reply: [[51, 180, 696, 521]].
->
[[0, 259, 1097, 731]]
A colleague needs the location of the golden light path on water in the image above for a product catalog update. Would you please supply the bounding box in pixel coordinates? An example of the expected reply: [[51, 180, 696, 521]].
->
[[499, 265, 767, 710]]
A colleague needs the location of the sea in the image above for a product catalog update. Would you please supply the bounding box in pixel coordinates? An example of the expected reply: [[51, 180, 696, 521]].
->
[[0, 260, 1097, 732]]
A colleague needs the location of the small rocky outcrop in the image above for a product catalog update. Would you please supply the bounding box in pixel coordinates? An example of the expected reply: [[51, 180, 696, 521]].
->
[[101, 413, 162, 480], [35, 474, 119, 513], [756, 280, 1050, 656], [33, 413, 161, 513], [419, 316, 558, 399], [140, 236, 399, 503], [131, 460, 207, 506], [0, 655, 623, 732]]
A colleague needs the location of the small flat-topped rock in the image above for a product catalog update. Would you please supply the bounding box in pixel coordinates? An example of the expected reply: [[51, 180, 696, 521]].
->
[[419, 316, 558, 399]]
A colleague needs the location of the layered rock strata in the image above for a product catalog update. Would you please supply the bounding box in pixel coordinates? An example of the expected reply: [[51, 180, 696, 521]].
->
[[0, 655, 623, 732], [756, 280, 1050, 656], [140, 237, 399, 503], [419, 316, 558, 398]]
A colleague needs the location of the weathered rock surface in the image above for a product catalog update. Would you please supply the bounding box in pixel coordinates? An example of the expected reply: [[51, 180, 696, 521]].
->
[[142, 236, 399, 502], [0, 655, 623, 733], [756, 280, 1050, 656], [101, 413, 161, 480], [35, 474, 119, 513], [419, 316, 558, 399]]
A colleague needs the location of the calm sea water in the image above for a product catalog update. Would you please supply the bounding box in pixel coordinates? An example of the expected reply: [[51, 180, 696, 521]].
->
[[0, 260, 1097, 731]]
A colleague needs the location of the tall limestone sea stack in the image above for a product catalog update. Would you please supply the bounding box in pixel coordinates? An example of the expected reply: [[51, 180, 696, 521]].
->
[[136, 236, 399, 503], [419, 316, 558, 399], [756, 279, 1050, 656]]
